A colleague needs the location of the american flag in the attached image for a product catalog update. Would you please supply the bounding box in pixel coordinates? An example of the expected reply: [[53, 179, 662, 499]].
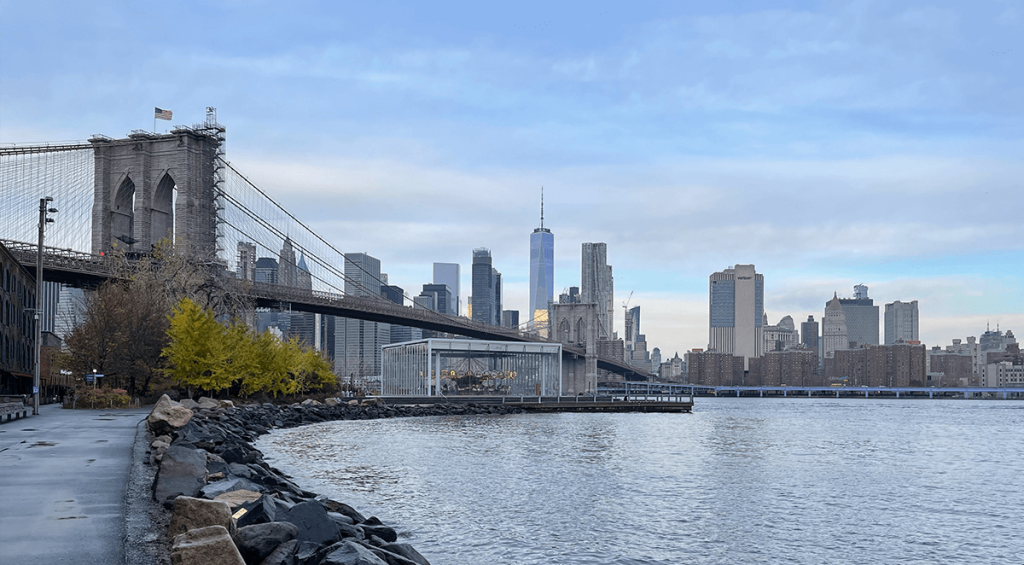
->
[[154, 107, 173, 120]]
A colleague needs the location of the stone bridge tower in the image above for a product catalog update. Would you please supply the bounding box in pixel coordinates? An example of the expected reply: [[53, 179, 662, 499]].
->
[[551, 302, 599, 394], [90, 127, 222, 257]]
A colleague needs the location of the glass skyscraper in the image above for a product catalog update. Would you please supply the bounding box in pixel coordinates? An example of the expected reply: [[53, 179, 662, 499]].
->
[[529, 193, 554, 331]]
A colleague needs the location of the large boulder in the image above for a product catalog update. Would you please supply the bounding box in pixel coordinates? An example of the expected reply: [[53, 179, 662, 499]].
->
[[168, 496, 233, 538], [197, 396, 221, 410], [147, 394, 194, 435], [170, 525, 245, 565], [279, 501, 340, 546], [179, 398, 201, 410], [234, 494, 279, 528], [380, 543, 430, 565], [215, 489, 263, 509], [200, 477, 265, 499], [233, 522, 298, 564], [259, 539, 298, 565], [319, 540, 388, 565], [154, 445, 208, 502]]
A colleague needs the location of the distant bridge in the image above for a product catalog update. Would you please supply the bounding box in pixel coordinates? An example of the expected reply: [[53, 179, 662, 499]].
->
[[0, 116, 646, 392]]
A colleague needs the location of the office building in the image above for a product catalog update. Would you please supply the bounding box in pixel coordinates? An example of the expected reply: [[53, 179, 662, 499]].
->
[[801, 315, 819, 352], [708, 264, 764, 369], [823, 293, 848, 359], [884, 300, 919, 344], [420, 284, 453, 316], [471, 248, 501, 326], [432, 262, 460, 316], [763, 314, 799, 352], [335, 253, 390, 382], [834, 285, 879, 348], [502, 310, 520, 329], [236, 241, 256, 281], [529, 191, 554, 330], [254, 257, 278, 284], [624, 306, 641, 354], [581, 242, 614, 339], [54, 285, 86, 340], [559, 286, 580, 304], [278, 238, 297, 288], [286, 255, 316, 347]]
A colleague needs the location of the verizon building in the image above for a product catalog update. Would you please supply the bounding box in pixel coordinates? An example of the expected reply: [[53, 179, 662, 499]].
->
[[709, 264, 764, 369]]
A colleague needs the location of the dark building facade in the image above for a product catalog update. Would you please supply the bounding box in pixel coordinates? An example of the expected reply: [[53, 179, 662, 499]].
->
[[471, 248, 501, 326], [928, 350, 973, 387], [420, 284, 453, 316], [825, 343, 926, 387], [1, 242, 37, 395], [748, 349, 818, 386], [686, 350, 744, 386], [801, 315, 819, 353]]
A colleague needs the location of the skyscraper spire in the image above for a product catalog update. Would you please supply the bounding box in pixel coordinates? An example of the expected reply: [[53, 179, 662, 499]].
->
[[540, 186, 544, 230]]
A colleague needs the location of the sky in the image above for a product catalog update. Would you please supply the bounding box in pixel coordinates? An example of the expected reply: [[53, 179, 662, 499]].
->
[[2, 0, 1022, 355]]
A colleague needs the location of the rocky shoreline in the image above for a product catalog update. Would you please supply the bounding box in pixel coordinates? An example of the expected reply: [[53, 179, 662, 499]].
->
[[145, 395, 527, 565]]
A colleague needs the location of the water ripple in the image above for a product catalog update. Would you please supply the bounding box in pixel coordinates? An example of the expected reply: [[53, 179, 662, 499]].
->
[[257, 399, 1024, 564]]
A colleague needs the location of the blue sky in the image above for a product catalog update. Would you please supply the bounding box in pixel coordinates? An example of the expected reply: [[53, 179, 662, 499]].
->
[[2, 1, 1022, 352]]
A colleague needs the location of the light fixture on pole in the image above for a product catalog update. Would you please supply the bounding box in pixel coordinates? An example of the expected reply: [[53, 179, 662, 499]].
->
[[33, 197, 57, 416]]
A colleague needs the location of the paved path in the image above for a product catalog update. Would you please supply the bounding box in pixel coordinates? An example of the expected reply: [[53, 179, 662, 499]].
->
[[0, 404, 151, 565]]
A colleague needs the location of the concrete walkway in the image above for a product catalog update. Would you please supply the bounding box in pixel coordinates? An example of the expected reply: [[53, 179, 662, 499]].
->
[[0, 404, 151, 565]]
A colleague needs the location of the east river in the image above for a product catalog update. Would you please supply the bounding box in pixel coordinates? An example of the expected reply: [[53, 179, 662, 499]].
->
[[256, 398, 1024, 564]]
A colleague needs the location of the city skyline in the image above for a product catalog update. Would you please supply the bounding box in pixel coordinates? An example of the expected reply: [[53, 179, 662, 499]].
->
[[1, 1, 1021, 353]]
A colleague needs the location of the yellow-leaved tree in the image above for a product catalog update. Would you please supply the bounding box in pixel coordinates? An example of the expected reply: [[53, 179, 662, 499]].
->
[[164, 298, 337, 397], [162, 298, 230, 393]]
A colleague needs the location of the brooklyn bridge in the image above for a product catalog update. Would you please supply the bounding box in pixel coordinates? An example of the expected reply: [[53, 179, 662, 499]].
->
[[0, 112, 644, 392]]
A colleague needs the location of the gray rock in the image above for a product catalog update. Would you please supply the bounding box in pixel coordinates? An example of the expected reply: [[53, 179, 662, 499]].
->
[[179, 398, 201, 410], [235, 494, 279, 528], [279, 501, 340, 546], [361, 524, 397, 543], [258, 539, 297, 565], [154, 445, 208, 502], [201, 477, 264, 499], [380, 543, 430, 565], [168, 496, 233, 539], [327, 511, 354, 526], [197, 396, 221, 410], [147, 394, 194, 435], [294, 541, 322, 564], [233, 522, 298, 564], [170, 525, 245, 565], [319, 540, 388, 565], [228, 462, 254, 478]]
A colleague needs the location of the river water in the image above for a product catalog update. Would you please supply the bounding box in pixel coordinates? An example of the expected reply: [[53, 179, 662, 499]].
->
[[256, 399, 1024, 564]]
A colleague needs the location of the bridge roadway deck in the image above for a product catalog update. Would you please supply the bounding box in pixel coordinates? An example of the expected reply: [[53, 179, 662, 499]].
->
[[4, 240, 643, 377]]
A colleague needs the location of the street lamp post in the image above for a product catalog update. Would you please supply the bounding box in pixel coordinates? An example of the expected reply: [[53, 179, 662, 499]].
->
[[33, 197, 57, 416]]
